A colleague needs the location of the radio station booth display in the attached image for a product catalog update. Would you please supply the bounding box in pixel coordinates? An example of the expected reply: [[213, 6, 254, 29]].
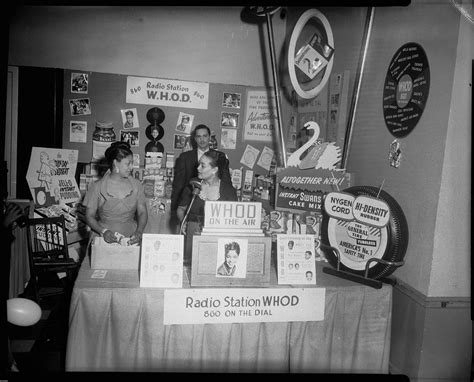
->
[[54, 141, 398, 374], [20, 65, 409, 373]]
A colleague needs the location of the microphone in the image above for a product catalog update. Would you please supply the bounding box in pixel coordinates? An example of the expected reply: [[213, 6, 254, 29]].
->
[[180, 179, 203, 235], [190, 179, 202, 194]]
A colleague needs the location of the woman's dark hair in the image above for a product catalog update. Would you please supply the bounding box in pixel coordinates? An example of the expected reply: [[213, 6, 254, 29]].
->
[[225, 241, 240, 255], [202, 150, 227, 179], [105, 141, 133, 169]]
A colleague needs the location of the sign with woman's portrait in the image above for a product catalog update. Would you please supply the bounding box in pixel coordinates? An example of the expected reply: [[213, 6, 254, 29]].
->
[[216, 238, 248, 278]]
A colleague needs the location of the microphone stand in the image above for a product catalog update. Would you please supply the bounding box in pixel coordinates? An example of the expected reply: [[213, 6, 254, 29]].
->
[[180, 181, 202, 235]]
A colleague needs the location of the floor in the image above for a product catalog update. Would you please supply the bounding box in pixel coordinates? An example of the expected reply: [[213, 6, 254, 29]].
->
[[8, 279, 72, 375]]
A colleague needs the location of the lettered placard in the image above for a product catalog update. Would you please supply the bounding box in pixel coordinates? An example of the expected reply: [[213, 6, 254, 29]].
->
[[163, 288, 325, 325]]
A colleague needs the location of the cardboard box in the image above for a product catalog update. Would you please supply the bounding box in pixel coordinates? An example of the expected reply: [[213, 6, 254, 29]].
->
[[90, 237, 140, 270]]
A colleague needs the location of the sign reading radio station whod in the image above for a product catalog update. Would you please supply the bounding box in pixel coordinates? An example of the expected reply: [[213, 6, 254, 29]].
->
[[163, 288, 325, 325], [126, 76, 209, 110], [324, 192, 390, 228]]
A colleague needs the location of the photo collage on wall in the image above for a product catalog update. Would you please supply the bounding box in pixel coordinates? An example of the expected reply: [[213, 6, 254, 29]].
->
[[174, 111, 194, 152], [69, 72, 90, 144], [220, 92, 241, 150]]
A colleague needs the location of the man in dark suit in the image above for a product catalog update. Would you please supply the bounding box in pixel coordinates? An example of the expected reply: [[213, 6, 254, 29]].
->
[[171, 124, 232, 227]]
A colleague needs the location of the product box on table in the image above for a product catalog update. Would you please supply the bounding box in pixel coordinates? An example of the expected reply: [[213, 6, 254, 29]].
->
[[90, 237, 140, 270]]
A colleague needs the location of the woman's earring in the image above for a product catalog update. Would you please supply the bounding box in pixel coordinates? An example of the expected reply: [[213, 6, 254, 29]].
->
[[115, 167, 119, 173]]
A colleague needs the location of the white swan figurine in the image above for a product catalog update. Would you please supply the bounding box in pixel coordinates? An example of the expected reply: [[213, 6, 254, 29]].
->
[[286, 121, 342, 171]]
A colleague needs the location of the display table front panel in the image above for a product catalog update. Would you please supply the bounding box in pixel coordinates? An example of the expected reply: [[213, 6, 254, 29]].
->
[[66, 258, 392, 373]]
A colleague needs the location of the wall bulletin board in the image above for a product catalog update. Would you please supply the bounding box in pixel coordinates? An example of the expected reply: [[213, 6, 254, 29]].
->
[[62, 70, 293, 180]]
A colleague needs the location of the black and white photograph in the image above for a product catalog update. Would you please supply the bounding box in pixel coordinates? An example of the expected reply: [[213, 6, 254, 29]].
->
[[222, 92, 241, 108], [71, 72, 89, 93], [120, 130, 139, 147], [173, 133, 188, 150], [4, 4, 470, 378], [216, 238, 248, 278], [69, 98, 91, 116], [220, 111, 239, 127], [69, 120, 87, 143], [121, 108, 139, 129]]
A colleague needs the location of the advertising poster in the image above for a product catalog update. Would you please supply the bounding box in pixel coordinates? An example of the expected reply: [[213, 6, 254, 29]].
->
[[243, 89, 277, 142], [26, 147, 81, 207]]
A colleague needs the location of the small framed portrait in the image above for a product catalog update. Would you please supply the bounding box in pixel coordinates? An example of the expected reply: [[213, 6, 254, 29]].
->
[[71, 72, 88, 94], [220, 128, 236, 150], [69, 121, 87, 143], [120, 130, 139, 147], [121, 108, 139, 129], [176, 112, 194, 134], [221, 112, 239, 127], [69, 98, 91, 116], [174, 133, 189, 150], [222, 92, 241, 108], [216, 238, 248, 278]]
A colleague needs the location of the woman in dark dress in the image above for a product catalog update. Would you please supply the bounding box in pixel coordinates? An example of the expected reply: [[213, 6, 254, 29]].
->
[[177, 150, 237, 264]]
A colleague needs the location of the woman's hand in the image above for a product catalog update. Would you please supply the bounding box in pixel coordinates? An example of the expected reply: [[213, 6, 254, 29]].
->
[[2, 203, 24, 229], [129, 230, 143, 245], [102, 229, 118, 244]]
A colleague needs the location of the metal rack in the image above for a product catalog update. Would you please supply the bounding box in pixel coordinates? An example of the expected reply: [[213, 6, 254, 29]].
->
[[320, 243, 404, 289]]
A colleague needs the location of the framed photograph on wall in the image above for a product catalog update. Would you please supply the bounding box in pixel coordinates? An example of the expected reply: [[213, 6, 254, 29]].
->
[[69, 98, 91, 116], [70, 121, 87, 143], [222, 92, 241, 108], [221, 112, 239, 127], [121, 108, 139, 129], [120, 130, 139, 147], [71, 72, 89, 94]]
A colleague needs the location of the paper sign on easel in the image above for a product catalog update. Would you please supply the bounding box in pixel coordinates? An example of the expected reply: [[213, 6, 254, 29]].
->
[[140, 234, 184, 288], [276, 234, 317, 285], [26, 147, 81, 207]]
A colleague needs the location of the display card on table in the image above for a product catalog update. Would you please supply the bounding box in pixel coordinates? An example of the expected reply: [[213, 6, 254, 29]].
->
[[276, 234, 317, 285], [140, 234, 184, 288]]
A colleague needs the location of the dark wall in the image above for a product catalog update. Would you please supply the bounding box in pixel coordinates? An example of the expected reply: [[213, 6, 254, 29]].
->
[[16, 66, 63, 199]]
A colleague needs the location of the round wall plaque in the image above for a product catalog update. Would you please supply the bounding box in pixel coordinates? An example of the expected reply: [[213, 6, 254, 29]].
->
[[383, 42, 430, 138]]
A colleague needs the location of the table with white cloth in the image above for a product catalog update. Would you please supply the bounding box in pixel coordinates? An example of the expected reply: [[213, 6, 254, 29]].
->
[[65, 256, 392, 373]]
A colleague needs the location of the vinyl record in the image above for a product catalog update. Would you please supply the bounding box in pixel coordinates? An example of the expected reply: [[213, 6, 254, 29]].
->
[[321, 186, 409, 280], [382, 42, 430, 138], [145, 124, 164, 141], [146, 107, 165, 124], [145, 141, 164, 154]]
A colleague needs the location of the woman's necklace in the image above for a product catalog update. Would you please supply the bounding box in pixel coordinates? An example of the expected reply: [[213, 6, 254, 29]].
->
[[200, 179, 221, 201]]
